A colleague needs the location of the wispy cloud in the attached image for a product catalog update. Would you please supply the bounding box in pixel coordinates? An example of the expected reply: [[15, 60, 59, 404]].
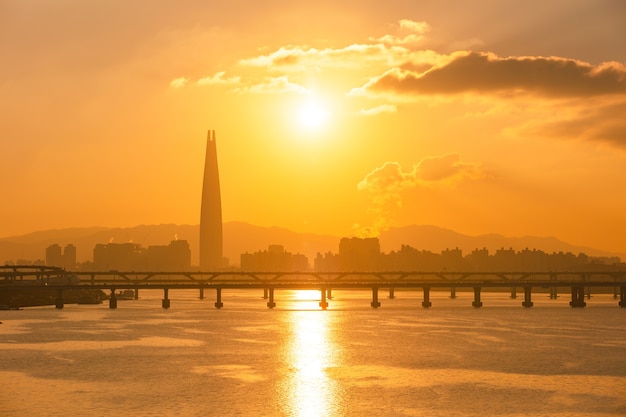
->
[[359, 104, 397, 116], [233, 76, 310, 95], [520, 99, 626, 148], [370, 19, 430, 47], [169, 77, 189, 88], [169, 72, 240, 88], [356, 52, 626, 98], [196, 71, 241, 86]]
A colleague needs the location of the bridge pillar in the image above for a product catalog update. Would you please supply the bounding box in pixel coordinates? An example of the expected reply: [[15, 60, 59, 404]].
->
[[319, 288, 328, 310], [55, 289, 64, 309], [389, 287, 395, 299], [549, 273, 558, 299], [215, 288, 224, 309], [472, 287, 483, 308], [109, 289, 117, 309], [327, 288, 333, 299], [134, 287, 139, 300], [510, 287, 517, 299], [263, 288, 268, 299], [450, 287, 456, 299], [586, 287, 591, 299], [522, 286, 533, 308], [199, 287, 204, 300], [371, 287, 381, 308], [267, 288, 276, 309], [162, 288, 170, 309], [549, 287, 558, 299], [569, 286, 586, 308], [619, 287, 626, 308], [422, 287, 432, 308]]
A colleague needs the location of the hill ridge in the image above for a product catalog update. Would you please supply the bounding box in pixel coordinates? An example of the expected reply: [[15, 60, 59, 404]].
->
[[0, 223, 622, 265]]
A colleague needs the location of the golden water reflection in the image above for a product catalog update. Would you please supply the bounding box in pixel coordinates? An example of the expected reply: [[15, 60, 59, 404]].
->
[[285, 291, 341, 416]]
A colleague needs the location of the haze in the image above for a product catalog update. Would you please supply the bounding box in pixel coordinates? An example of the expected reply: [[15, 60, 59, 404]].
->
[[1, 0, 625, 255]]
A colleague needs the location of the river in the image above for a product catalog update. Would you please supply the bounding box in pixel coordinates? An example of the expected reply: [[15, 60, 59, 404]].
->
[[1, 289, 625, 416]]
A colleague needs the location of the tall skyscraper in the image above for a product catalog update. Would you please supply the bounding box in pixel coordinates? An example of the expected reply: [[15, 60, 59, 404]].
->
[[199, 130, 223, 270]]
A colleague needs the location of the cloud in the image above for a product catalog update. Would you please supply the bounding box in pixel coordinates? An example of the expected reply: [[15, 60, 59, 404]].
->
[[399, 19, 430, 33], [359, 104, 397, 116], [233, 76, 310, 94], [241, 44, 399, 70], [358, 154, 483, 192], [357, 52, 626, 98], [169, 77, 189, 88], [356, 154, 484, 236], [169, 72, 240, 88], [240, 44, 445, 73], [522, 99, 626, 148], [370, 19, 430, 47], [196, 71, 241, 85]]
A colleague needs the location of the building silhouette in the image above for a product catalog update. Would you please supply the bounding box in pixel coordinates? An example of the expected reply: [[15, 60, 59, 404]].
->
[[93, 243, 142, 270], [241, 245, 309, 272], [45, 243, 77, 270], [63, 244, 77, 270], [199, 130, 224, 270], [92, 240, 191, 271], [45, 244, 63, 267]]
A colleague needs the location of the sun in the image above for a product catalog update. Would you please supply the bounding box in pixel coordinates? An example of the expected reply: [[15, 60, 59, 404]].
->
[[298, 101, 330, 129]]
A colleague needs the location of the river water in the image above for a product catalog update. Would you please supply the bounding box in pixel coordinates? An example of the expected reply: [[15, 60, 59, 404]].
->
[[1, 289, 625, 416]]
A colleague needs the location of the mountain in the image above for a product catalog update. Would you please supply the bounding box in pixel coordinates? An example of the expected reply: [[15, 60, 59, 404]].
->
[[0, 222, 338, 266], [0, 223, 622, 266]]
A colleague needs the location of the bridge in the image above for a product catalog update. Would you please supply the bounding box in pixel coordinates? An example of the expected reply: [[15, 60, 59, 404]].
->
[[1, 265, 626, 309]]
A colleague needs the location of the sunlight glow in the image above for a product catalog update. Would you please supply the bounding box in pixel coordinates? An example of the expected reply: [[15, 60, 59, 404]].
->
[[298, 102, 330, 129]]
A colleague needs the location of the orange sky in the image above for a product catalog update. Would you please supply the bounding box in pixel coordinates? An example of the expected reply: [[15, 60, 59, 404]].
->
[[1, 0, 626, 254]]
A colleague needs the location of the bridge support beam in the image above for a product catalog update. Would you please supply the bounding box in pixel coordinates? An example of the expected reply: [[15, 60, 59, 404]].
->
[[389, 287, 395, 299], [215, 288, 224, 309], [619, 287, 626, 308], [134, 287, 139, 300], [586, 287, 591, 299], [267, 288, 276, 309], [109, 289, 117, 309], [569, 286, 586, 308], [199, 287, 204, 300], [422, 287, 432, 308], [370, 287, 381, 308], [450, 287, 456, 299], [319, 288, 328, 310], [55, 289, 64, 309], [522, 286, 533, 308], [263, 288, 268, 299], [510, 287, 517, 299], [162, 288, 170, 309], [472, 287, 483, 308], [327, 288, 333, 299]]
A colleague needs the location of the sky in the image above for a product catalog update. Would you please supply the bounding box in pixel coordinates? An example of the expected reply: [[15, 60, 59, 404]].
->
[[1, 0, 626, 254]]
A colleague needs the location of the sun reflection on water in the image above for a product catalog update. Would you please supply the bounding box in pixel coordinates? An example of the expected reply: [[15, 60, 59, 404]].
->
[[284, 293, 341, 416]]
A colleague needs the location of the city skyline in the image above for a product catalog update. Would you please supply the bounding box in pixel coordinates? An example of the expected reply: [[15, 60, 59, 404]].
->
[[1, 1, 625, 255]]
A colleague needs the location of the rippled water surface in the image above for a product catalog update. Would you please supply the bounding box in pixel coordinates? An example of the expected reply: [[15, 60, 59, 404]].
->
[[1, 290, 625, 416]]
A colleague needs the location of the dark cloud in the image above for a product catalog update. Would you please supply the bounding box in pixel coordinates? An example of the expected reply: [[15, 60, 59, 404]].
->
[[363, 52, 626, 97], [528, 100, 626, 148]]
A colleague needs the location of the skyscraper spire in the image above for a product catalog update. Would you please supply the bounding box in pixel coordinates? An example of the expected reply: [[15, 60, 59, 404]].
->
[[199, 130, 223, 270]]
